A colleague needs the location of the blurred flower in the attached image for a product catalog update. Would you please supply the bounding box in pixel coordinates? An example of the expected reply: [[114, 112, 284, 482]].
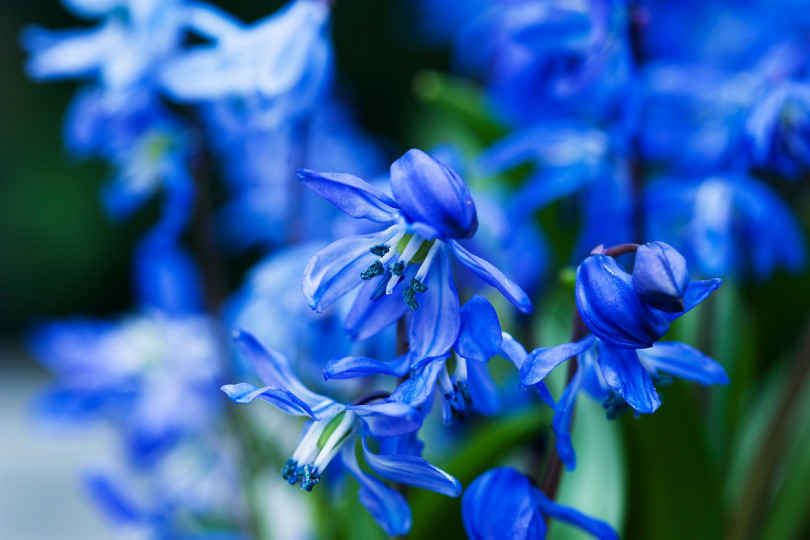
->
[[221, 330, 461, 536], [462, 467, 618, 540]]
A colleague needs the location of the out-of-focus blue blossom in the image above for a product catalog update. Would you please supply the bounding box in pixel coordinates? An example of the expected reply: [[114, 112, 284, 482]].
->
[[160, 0, 333, 128], [645, 175, 807, 279], [455, 0, 631, 125], [208, 100, 385, 251], [520, 247, 727, 468], [221, 330, 461, 536], [29, 312, 225, 465], [462, 467, 619, 540], [299, 149, 531, 362]]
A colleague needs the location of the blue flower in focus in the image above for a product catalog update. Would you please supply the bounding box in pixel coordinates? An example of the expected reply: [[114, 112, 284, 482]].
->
[[299, 148, 532, 361], [28, 312, 225, 465], [463, 467, 618, 540], [519, 245, 728, 469], [645, 175, 807, 279], [160, 0, 333, 127], [221, 330, 461, 536]]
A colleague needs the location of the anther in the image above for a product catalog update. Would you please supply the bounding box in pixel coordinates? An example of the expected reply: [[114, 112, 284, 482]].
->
[[390, 261, 405, 275], [282, 458, 299, 485], [370, 244, 389, 257], [361, 260, 384, 280], [410, 278, 428, 293], [403, 286, 418, 310], [300, 464, 320, 492]]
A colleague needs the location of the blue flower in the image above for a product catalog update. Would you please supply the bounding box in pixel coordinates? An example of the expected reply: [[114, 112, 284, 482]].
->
[[462, 467, 619, 540], [221, 330, 461, 536], [520, 246, 728, 469], [300, 148, 531, 359]]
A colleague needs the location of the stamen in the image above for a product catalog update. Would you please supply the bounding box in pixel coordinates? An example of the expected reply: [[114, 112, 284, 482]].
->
[[300, 464, 320, 492], [291, 420, 329, 466], [370, 244, 389, 257], [361, 260, 384, 280], [313, 412, 356, 473], [415, 241, 441, 282], [403, 286, 418, 310], [410, 278, 428, 293], [380, 230, 407, 264], [390, 261, 405, 275], [282, 458, 299, 485]]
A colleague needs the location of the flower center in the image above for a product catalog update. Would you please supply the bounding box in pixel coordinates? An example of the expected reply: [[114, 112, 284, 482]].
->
[[283, 411, 357, 491]]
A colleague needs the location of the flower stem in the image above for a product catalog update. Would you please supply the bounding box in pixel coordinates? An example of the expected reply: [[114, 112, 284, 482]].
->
[[392, 316, 410, 540]]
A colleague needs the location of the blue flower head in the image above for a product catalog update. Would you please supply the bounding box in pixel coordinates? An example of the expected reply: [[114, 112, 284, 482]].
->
[[300, 148, 531, 360], [221, 330, 461, 536], [462, 467, 618, 540]]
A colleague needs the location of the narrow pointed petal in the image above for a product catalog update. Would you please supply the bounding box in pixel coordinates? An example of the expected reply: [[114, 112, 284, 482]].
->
[[552, 369, 585, 471], [390, 149, 478, 239], [297, 169, 399, 222], [534, 491, 619, 540], [455, 296, 503, 362], [409, 247, 460, 361], [501, 332, 555, 406], [340, 445, 411, 536], [220, 383, 317, 417], [389, 359, 445, 408], [639, 342, 729, 385], [345, 270, 411, 341], [323, 353, 412, 380], [304, 227, 396, 312], [232, 330, 341, 417], [597, 343, 661, 414], [662, 278, 722, 322], [449, 240, 533, 313], [361, 437, 461, 497], [520, 336, 596, 386], [348, 401, 422, 438]]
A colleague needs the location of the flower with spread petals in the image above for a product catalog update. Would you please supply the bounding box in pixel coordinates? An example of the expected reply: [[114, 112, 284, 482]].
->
[[299, 148, 532, 360], [463, 467, 619, 540], [221, 330, 461, 536], [519, 244, 728, 469]]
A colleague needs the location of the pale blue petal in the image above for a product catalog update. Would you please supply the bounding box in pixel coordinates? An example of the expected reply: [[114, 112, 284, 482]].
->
[[323, 353, 412, 380], [220, 383, 316, 417], [409, 247, 460, 360], [345, 266, 412, 341], [348, 401, 422, 438], [389, 359, 446, 408], [520, 336, 595, 386], [297, 169, 399, 222], [361, 437, 461, 497]]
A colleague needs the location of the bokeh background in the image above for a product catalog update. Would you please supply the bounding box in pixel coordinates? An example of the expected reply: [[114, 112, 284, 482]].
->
[[2, 1, 810, 540]]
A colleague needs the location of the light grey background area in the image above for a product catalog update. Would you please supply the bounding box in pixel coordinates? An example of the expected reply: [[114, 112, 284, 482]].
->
[[1, 343, 109, 540]]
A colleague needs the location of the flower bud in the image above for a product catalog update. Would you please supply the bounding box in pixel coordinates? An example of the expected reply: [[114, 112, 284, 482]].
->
[[632, 241, 689, 313]]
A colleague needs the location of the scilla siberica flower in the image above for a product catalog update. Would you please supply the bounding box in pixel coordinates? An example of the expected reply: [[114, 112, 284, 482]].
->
[[519, 242, 729, 469], [463, 467, 618, 540], [221, 330, 461, 536], [299, 148, 532, 359]]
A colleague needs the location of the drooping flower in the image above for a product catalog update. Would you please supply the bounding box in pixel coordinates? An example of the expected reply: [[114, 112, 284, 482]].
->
[[220, 330, 461, 536], [462, 467, 619, 540], [299, 148, 532, 361], [519, 244, 728, 469]]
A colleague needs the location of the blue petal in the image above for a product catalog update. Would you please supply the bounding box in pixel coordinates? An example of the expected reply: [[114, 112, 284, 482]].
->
[[596, 343, 661, 414], [389, 358, 446, 408], [639, 342, 729, 385], [303, 227, 397, 312], [348, 401, 423, 438], [361, 437, 461, 497], [552, 367, 587, 471], [520, 336, 595, 386], [340, 445, 411, 536], [500, 332, 555, 406], [662, 278, 722, 322], [323, 353, 412, 380], [576, 255, 670, 348], [345, 267, 412, 341], [455, 296, 503, 362], [232, 330, 341, 417], [632, 241, 690, 313], [449, 240, 533, 313], [462, 468, 546, 540], [467, 360, 502, 415], [534, 490, 619, 540], [297, 169, 399, 222], [390, 149, 478, 239], [409, 247, 460, 361], [84, 473, 143, 525], [220, 383, 318, 417], [21, 24, 117, 81]]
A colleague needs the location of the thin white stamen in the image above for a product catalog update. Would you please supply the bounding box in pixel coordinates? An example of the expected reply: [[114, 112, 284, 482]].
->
[[455, 356, 468, 383], [385, 235, 425, 294], [379, 230, 407, 265], [292, 419, 329, 464], [438, 365, 454, 395], [313, 412, 357, 472], [415, 241, 441, 282]]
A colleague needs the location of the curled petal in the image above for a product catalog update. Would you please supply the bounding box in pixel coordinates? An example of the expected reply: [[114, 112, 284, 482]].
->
[[639, 342, 729, 385], [340, 445, 411, 536], [449, 240, 533, 313], [552, 368, 585, 471], [323, 353, 412, 380], [389, 359, 446, 408], [390, 149, 478, 239], [597, 343, 661, 414], [303, 227, 396, 312], [520, 335, 595, 386], [456, 296, 503, 362], [662, 278, 722, 322], [220, 383, 319, 418], [534, 490, 619, 540], [361, 437, 461, 497], [297, 169, 399, 222]]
